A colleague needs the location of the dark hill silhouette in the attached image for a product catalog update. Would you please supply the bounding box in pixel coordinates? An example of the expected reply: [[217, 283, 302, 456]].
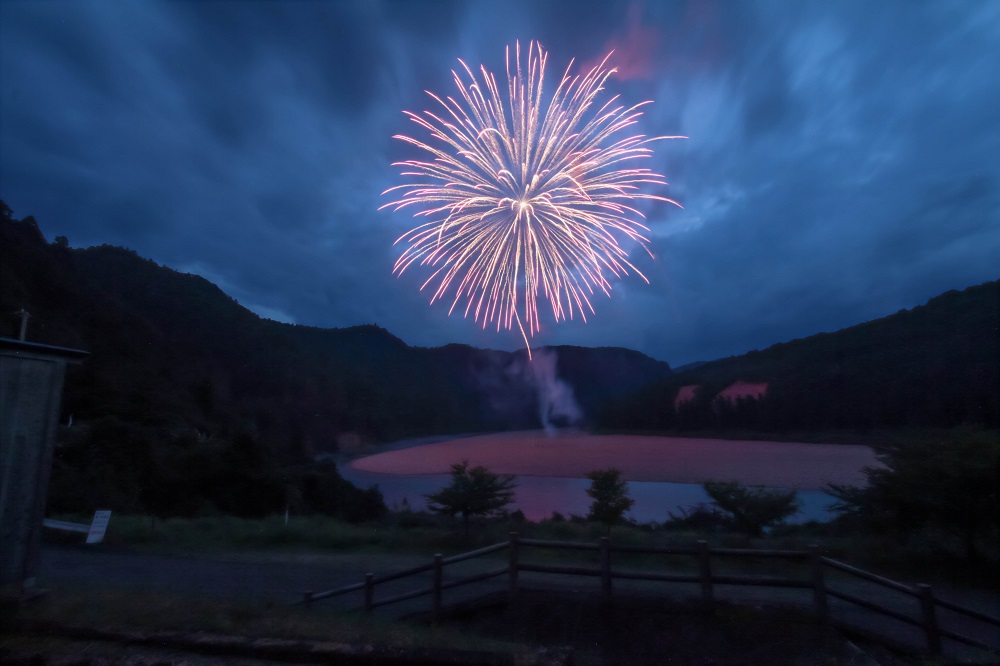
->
[[4, 200, 995, 517], [600, 280, 999, 433], [0, 203, 671, 458]]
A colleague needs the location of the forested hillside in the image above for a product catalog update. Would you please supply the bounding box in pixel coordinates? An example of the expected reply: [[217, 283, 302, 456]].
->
[[600, 280, 999, 433], [4, 200, 995, 518], [0, 203, 671, 517]]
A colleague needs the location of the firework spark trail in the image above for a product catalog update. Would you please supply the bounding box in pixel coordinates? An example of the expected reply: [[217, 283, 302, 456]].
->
[[381, 41, 683, 358]]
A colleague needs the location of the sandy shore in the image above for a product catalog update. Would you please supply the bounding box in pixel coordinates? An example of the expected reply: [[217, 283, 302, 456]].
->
[[351, 431, 879, 489]]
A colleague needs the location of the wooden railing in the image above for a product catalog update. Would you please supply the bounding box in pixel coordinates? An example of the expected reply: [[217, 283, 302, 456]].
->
[[302, 533, 1000, 657], [302, 541, 509, 618]]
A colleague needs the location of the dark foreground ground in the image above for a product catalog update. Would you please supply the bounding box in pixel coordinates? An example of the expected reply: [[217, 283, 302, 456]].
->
[[423, 589, 886, 666], [1, 589, 947, 666], [3, 545, 997, 665]]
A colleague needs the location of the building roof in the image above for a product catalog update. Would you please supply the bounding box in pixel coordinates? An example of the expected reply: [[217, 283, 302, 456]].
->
[[0, 337, 89, 360]]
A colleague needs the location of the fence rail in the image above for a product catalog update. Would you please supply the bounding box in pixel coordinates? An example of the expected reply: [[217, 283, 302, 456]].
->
[[821, 556, 916, 595], [302, 532, 1000, 657]]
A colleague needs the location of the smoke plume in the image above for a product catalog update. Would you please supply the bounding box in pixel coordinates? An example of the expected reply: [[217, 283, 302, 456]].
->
[[525, 348, 583, 433]]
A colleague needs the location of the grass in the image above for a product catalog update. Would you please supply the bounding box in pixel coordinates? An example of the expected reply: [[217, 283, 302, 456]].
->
[[45, 510, 997, 590], [50, 511, 779, 554], [7, 584, 991, 666], [449, 589, 882, 666], [28, 514, 998, 665], [49, 512, 465, 555], [7, 583, 537, 663]]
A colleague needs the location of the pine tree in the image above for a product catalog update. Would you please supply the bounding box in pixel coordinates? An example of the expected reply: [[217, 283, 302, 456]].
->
[[586, 468, 634, 531]]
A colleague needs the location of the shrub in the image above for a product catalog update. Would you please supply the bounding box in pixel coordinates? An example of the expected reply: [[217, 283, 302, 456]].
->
[[827, 430, 1000, 560], [702, 481, 799, 537], [585, 468, 635, 531], [425, 461, 517, 536]]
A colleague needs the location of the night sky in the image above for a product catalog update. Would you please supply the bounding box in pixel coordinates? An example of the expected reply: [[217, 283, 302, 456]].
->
[[2, 1, 998, 366]]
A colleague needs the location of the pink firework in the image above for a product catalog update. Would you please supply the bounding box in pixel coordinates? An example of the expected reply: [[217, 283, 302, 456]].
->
[[381, 40, 682, 355]]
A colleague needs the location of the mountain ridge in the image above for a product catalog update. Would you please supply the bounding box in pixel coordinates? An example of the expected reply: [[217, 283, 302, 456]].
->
[[599, 280, 999, 432], [4, 202, 996, 443], [3, 202, 996, 517], [1, 204, 672, 450]]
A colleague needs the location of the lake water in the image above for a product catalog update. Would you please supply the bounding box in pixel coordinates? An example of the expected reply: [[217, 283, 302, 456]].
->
[[339, 466, 838, 523], [335, 433, 850, 523]]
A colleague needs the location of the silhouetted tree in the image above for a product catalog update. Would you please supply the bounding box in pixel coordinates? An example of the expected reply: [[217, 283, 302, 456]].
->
[[827, 431, 1000, 560], [586, 468, 635, 531], [426, 461, 517, 536], [702, 481, 799, 537]]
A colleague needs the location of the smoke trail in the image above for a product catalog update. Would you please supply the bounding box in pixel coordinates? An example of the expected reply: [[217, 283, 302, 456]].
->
[[469, 348, 584, 432], [527, 349, 583, 433]]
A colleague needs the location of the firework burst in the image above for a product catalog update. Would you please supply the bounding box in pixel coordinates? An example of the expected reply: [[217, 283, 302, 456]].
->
[[381, 40, 683, 356]]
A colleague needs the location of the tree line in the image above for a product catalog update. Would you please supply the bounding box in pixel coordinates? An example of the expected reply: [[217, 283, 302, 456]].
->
[[424, 431, 999, 562], [600, 280, 999, 434], [0, 203, 661, 522]]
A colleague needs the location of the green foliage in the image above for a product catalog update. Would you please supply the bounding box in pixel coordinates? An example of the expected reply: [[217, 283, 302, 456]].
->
[[61, 510, 997, 589], [17, 585, 530, 658], [425, 461, 517, 534], [585, 468, 635, 529], [827, 429, 1000, 560], [0, 205, 671, 453], [702, 481, 799, 537], [664, 504, 729, 532], [600, 280, 1000, 433], [45, 417, 385, 522], [296, 461, 388, 523]]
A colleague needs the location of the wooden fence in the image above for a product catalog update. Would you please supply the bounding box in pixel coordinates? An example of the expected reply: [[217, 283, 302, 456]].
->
[[302, 533, 999, 657]]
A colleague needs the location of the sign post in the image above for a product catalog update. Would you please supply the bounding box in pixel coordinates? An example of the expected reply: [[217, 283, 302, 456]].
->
[[86, 510, 112, 544]]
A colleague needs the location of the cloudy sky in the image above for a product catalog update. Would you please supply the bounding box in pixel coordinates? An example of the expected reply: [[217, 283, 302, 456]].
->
[[2, 0, 998, 366]]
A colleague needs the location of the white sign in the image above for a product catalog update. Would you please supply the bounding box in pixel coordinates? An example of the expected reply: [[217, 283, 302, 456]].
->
[[86, 510, 112, 544], [43, 519, 89, 533]]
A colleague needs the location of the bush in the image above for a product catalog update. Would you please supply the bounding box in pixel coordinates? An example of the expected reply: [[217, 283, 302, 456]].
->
[[585, 468, 634, 530], [827, 429, 1000, 560], [702, 481, 799, 537], [425, 461, 517, 536], [664, 504, 729, 532]]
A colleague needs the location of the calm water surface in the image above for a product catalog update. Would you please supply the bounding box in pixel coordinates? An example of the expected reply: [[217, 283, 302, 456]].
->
[[334, 434, 840, 523]]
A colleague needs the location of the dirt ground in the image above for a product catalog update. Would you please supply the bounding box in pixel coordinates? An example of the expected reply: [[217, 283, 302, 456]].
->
[[25, 546, 999, 665], [433, 588, 908, 666], [351, 431, 879, 489]]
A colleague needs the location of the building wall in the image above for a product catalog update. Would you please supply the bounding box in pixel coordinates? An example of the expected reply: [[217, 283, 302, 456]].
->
[[0, 350, 68, 592]]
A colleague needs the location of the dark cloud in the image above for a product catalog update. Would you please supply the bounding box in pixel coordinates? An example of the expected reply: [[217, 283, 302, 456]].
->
[[2, 0, 997, 365]]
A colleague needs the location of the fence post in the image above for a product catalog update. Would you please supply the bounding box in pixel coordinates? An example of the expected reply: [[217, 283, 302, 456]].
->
[[599, 536, 612, 602], [508, 532, 519, 601], [917, 583, 941, 655], [363, 573, 375, 612], [303, 590, 314, 607], [432, 553, 443, 620], [697, 540, 713, 609], [809, 544, 828, 622]]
